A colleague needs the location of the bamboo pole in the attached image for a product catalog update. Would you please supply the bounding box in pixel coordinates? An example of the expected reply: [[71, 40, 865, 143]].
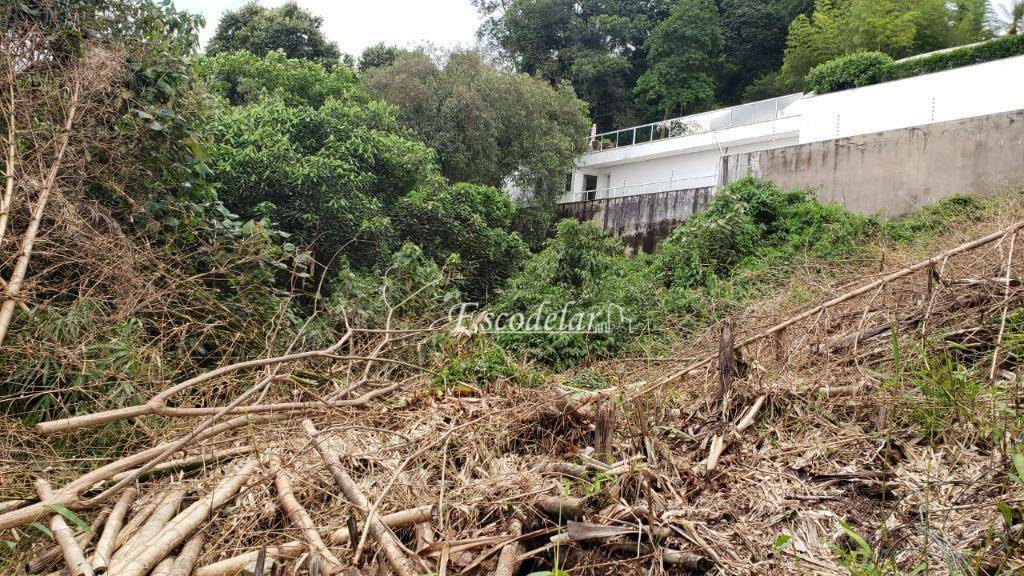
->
[[0, 77, 80, 346], [271, 455, 343, 571], [91, 486, 137, 573], [168, 533, 204, 576], [301, 420, 420, 576], [193, 505, 435, 576], [115, 460, 257, 576], [0, 413, 287, 532], [35, 479, 94, 576], [25, 508, 108, 575], [109, 488, 186, 574], [0, 61, 16, 248]]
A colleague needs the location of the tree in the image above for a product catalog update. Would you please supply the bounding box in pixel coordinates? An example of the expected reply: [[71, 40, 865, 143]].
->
[[634, 0, 724, 119], [994, 0, 1024, 35], [719, 0, 811, 103], [359, 43, 401, 71], [206, 1, 341, 67], [474, 0, 673, 129], [779, 0, 994, 88], [363, 49, 589, 207]]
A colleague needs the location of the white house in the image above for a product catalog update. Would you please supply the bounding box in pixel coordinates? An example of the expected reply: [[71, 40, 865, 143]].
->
[[561, 53, 1024, 205]]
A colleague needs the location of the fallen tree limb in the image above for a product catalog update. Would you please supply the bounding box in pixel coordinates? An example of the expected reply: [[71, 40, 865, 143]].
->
[[700, 395, 766, 474], [115, 459, 257, 576], [0, 413, 287, 532], [91, 486, 136, 573], [633, 220, 1024, 399], [35, 330, 353, 435], [35, 479, 94, 576], [168, 533, 204, 576], [301, 419, 421, 576], [193, 505, 435, 576], [271, 455, 343, 571], [109, 446, 254, 484]]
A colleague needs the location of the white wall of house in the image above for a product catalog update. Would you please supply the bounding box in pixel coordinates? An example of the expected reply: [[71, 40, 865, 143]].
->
[[797, 54, 1024, 143], [562, 54, 1024, 205]]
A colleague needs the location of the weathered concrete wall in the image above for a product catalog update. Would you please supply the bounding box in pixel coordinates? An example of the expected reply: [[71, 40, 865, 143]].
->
[[723, 110, 1024, 217], [554, 187, 712, 253]]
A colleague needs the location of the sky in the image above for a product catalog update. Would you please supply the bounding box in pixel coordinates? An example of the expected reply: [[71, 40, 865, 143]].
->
[[172, 0, 484, 57]]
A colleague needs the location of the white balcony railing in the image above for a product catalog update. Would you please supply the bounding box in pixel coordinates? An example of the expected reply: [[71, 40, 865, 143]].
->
[[586, 93, 803, 153], [570, 175, 717, 203]]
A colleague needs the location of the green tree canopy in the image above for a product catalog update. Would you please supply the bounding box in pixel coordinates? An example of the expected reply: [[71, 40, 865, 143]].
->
[[363, 49, 589, 207], [358, 42, 401, 71], [206, 1, 341, 66], [634, 0, 724, 119], [780, 0, 993, 88]]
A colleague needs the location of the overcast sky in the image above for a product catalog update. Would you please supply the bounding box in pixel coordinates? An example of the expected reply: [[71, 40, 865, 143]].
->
[[172, 0, 483, 56]]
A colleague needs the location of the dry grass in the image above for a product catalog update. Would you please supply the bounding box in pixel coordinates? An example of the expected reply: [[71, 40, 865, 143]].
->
[[1, 192, 1023, 576]]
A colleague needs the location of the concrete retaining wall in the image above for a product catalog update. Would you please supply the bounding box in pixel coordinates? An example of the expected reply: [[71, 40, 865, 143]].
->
[[554, 187, 712, 253], [722, 110, 1024, 217]]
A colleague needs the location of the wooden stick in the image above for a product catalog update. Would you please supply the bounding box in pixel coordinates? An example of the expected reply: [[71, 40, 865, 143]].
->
[[634, 220, 1024, 399], [193, 505, 435, 576], [109, 445, 254, 483], [26, 508, 108, 575], [271, 455, 343, 570], [116, 459, 257, 576], [0, 64, 16, 249], [168, 533, 204, 576], [537, 495, 587, 520], [91, 486, 137, 573], [0, 413, 288, 532], [152, 557, 177, 576], [493, 519, 522, 576], [0, 75, 80, 346], [109, 488, 187, 574], [301, 419, 420, 576], [989, 231, 1017, 380], [716, 317, 737, 413], [35, 479, 94, 576], [35, 331, 353, 435]]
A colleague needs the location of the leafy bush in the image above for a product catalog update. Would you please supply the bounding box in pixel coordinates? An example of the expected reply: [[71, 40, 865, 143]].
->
[[396, 183, 530, 301], [491, 220, 662, 370], [808, 35, 1024, 94], [806, 51, 894, 93], [882, 33, 1024, 83], [655, 178, 874, 290], [880, 195, 986, 244], [433, 341, 543, 390]]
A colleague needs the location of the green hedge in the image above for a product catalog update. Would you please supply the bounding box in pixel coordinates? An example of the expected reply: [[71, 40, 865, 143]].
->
[[808, 35, 1024, 94], [882, 34, 1024, 82], [807, 52, 893, 93]]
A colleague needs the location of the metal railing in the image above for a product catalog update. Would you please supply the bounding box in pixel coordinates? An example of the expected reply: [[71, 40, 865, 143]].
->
[[570, 175, 717, 203], [586, 93, 802, 153]]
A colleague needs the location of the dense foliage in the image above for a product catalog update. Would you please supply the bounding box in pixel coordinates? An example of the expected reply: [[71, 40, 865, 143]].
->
[[779, 0, 991, 90], [363, 49, 589, 208], [808, 34, 1024, 93], [474, 0, 996, 129], [806, 51, 894, 92], [201, 50, 532, 299], [206, 1, 342, 67], [634, 0, 724, 118]]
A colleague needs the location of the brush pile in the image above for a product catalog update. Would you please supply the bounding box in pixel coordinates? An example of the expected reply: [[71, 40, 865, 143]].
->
[[2, 212, 1022, 576]]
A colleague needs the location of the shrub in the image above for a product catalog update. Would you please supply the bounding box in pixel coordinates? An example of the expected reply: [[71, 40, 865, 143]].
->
[[806, 51, 894, 93], [882, 34, 1024, 83], [491, 220, 662, 370], [396, 183, 531, 301], [808, 35, 1024, 94], [654, 177, 874, 323]]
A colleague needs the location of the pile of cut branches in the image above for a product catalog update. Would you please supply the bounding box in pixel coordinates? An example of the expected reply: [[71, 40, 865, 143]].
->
[[2, 211, 1021, 575]]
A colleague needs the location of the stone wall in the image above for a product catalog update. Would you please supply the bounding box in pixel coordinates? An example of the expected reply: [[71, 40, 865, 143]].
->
[[722, 110, 1024, 217], [554, 187, 712, 253]]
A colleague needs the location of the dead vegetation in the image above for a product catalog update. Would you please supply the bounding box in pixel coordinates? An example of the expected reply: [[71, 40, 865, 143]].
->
[[0, 193, 1021, 576]]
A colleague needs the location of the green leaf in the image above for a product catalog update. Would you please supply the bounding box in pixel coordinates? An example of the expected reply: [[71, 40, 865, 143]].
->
[[773, 533, 792, 551], [30, 521, 52, 538], [46, 504, 92, 534], [837, 518, 871, 556], [1012, 453, 1024, 484]]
